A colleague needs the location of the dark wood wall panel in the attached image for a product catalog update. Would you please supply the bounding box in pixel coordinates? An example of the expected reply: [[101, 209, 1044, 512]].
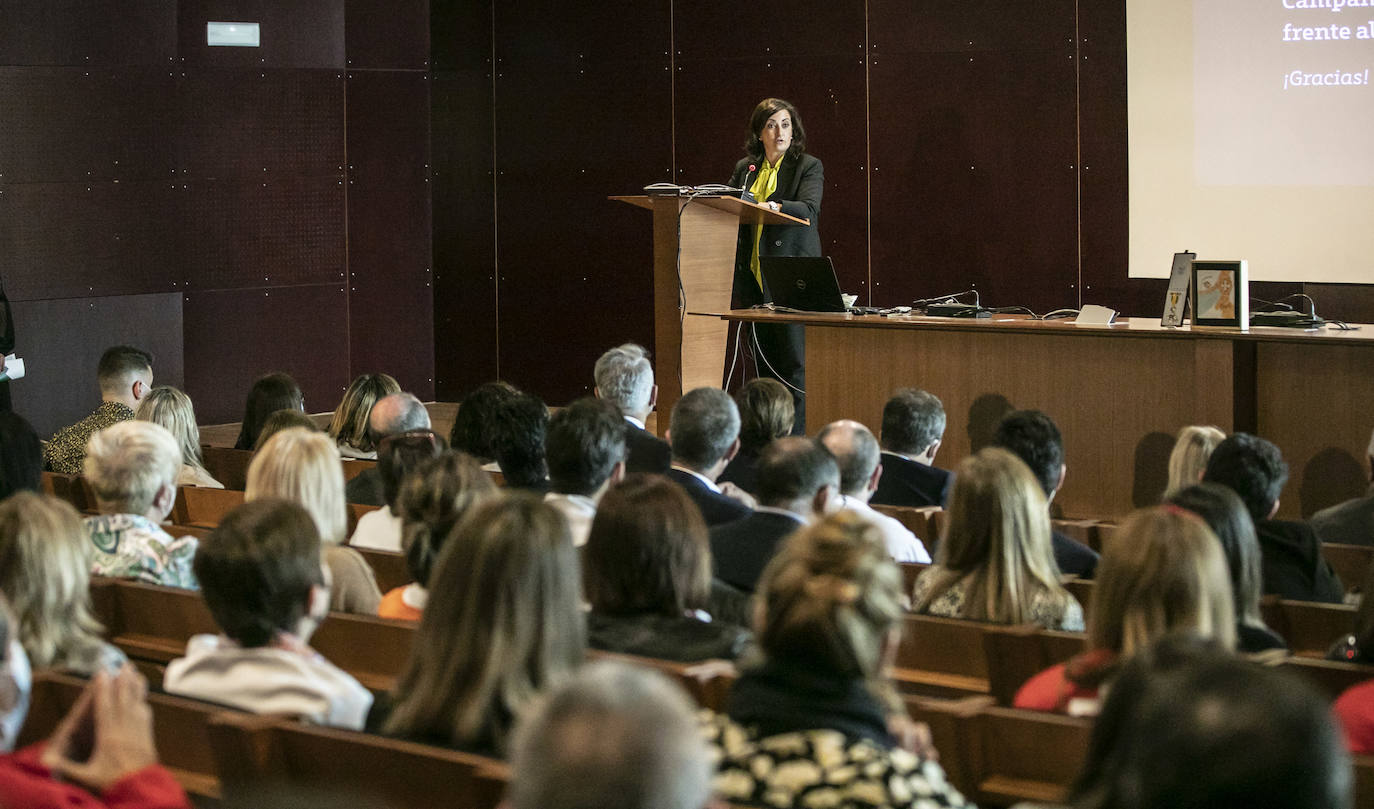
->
[[8, 293, 184, 437], [0, 1, 177, 66], [177, 0, 345, 69], [0, 181, 180, 300], [346, 71, 435, 397], [183, 286, 350, 424], [489, 0, 668, 402], [869, 1, 1078, 313], [347, 0, 431, 70], [0, 68, 179, 183], [431, 68, 498, 399]]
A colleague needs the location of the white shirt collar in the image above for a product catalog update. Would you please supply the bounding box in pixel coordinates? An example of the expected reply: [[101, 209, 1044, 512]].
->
[[753, 505, 806, 523], [623, 414, 646, 430], [670, 464, 720, 493]]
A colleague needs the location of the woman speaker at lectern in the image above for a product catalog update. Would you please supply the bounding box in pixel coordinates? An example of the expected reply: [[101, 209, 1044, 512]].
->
[[729, 97, 821, 434]]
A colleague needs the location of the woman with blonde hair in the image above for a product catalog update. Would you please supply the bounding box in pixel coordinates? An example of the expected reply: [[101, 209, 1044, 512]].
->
[[375, 493, 584, 756], [912, 447, 1083, 631], [1164, 425, 1225, 497], [134, 386, 223, 489], [704, 511, 970, 809], [0, 492, 125, 674], [246, 428, 381, 614], [1015, 505, 1237, 715], [328, 373, 400, 460]]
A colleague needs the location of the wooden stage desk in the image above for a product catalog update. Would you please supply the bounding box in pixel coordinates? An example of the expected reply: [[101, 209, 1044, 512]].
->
[[706, 309, 1374, 521]]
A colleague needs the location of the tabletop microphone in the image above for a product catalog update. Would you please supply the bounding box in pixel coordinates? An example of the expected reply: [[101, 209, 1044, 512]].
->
[[741, 164, 757, 202]]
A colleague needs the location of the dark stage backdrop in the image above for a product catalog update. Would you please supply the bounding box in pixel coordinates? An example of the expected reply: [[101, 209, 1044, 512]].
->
[[4, 0, 1368, 430]]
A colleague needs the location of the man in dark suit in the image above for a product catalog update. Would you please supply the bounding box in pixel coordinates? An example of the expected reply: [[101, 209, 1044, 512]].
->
[[594, 343, 671, 475], [992, 410, 1101, 579], [710, 437, 839, 593], [1309, 428, 1374, 546], [1204, 433, 1344, 603], [665, 387, 754, 527], [872, 388, 954, 509]]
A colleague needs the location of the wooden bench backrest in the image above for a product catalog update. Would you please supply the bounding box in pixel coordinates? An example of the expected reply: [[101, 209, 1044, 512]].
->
[[981, 624, 1088, 705], [899, 562, 928, 594], [171, 486, 245, 527], [1278, 656, 1374, 700], [1322, 543, 1372, 595], [354, 547, 412, 594], [871, 505, 942, 541], [585, 649, 737, 712], [200, 446, 254, 490], [894, 614, 994, 698], [41, 471, 97, 513], [20, 671, 230, 800], [1260, 597, 1355, 657], [207, 711, 508, 809]]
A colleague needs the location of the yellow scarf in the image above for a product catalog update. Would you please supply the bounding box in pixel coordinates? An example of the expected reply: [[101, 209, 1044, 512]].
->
[[748, 159, 780, 289]]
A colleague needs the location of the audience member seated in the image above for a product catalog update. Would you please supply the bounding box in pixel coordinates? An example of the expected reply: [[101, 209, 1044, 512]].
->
[[719, 378, 794, 495], [992, 409, 1101, 579], [585, 476, 751, 661], [44, 345, 153, 475], [1070, 636, 1350, 809], [544, 398, 626, 547], [508, 661, 714, 809], [327, 373, 400, 460], [164, 499, 372, 729], [233, 371, 305, 451], [372, 494, 584, 757], [1203, 432, 1344, 602], [0, 607, 193, 809], [1334, 595, 1374, 753], [817, 419, 931, 563], [345, 392, 432, 506], [1310, 426, 1374, 546], [871, 388, 952, 509], [348, 430, 444, 552], [593, 344, 671, 475], [133, 386, 223, 489], [667, 387, 754, 526], [252, 408, 321, 451], [1164, 424, 1226, 498], [378, 451, 497, 621], [491, 391, 550, 492], [703, 511, 971, 809], [0, 492, 126, 674], [1014, 506, 1235, 715], [1168, 483, 1287, 655], [246, 429, 381, 614], [911, 447, 1083, 631], [449, 381, 519, 470], [0, 411, 41, 499], [82, 421, 198, 589], [711, 438, 838, 594]]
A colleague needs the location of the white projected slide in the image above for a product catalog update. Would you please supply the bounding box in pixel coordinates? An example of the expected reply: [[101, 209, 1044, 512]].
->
[[1128, 0, 1374, 283]]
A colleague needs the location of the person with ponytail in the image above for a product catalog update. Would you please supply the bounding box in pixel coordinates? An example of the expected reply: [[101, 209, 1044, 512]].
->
[[702, 511, 971, 809]]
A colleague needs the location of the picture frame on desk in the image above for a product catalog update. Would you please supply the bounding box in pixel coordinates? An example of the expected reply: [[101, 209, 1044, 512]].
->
[[1190, 260, 1249, 329]]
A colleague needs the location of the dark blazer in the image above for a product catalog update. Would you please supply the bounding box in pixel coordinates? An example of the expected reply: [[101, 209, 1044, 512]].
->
[[871, 453, 953, 509], [710, 510, 807, 593], [718, 449, 761, 496], [345, 468, 385, 507], [0, 277, 12, 413], [729, 152, 823, 307], [667, 468, 752, 527], [1051, 530, 1099, 580], [1309, 490, 1374, 547], [1257, 519, 1344, 603], [624, 421, 671, 475]]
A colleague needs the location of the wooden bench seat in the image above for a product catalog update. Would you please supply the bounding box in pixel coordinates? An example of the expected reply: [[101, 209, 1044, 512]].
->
[[1260, 597, 1356, 657]]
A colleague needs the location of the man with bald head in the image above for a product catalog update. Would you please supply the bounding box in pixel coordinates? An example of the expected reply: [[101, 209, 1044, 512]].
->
[[818, 420, 931, 563], [345, 392, 430, 506]]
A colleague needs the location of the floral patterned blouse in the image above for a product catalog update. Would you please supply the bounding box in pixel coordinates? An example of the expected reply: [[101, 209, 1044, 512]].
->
[[911, 567, 1084, 632], [84, 513, 199, 589], [701, 712, 971, 809]]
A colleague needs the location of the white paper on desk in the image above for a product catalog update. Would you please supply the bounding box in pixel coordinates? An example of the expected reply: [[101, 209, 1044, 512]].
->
[[0, 354, 24, 381]]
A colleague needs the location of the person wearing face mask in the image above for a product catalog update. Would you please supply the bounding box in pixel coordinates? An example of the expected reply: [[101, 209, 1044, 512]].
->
[[729, 98, 822, 436], [162, 499, 372, 730], [0, 595, 191, 809]]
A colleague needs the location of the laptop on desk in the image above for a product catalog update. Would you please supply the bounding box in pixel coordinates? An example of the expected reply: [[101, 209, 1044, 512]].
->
[[758, 256, 866, 313]]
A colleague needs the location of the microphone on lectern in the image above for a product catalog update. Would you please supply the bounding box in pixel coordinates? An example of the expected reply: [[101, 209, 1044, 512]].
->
[[741, 164, 757, 202]]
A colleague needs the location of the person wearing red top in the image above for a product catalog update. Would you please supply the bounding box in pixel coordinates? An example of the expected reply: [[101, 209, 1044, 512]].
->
[[1013, 506, 1237, 715], [1334, 679, 1374, 753]]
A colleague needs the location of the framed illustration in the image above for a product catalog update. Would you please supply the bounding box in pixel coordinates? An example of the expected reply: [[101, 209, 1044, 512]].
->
[[1190, 260, 1249, 328]]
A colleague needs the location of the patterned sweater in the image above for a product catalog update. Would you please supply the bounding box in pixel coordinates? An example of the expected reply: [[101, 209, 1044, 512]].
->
[[44, 401, 133, 475]]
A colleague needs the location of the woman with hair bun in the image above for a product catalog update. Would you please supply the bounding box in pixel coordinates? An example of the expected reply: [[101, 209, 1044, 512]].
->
[[702, 510, 970, 809]]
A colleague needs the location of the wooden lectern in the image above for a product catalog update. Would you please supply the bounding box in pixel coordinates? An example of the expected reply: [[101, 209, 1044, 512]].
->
[[611, 193, 808, 436]]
